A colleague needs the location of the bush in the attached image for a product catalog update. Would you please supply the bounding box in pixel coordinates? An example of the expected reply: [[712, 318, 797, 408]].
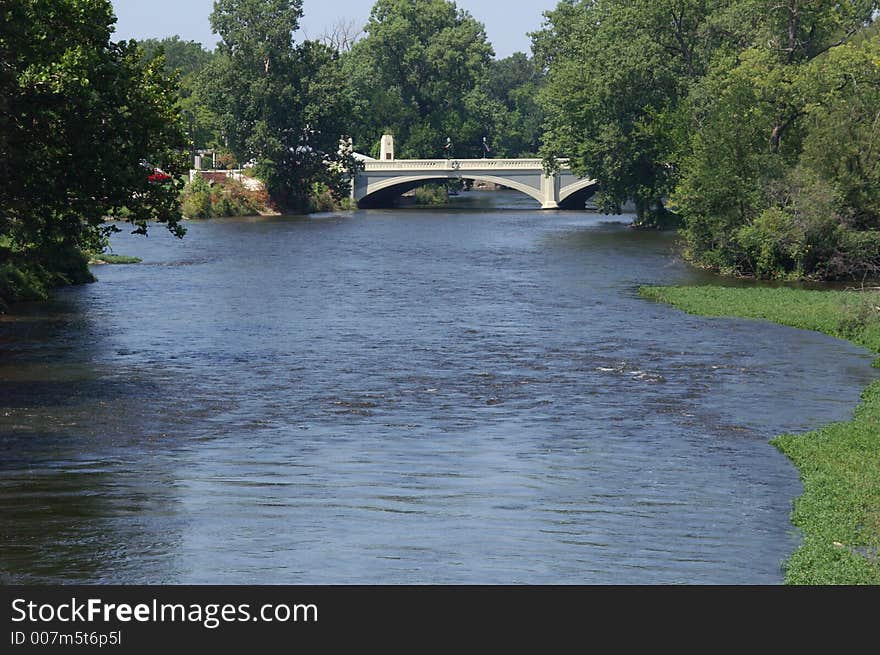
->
[[0, 262, 49, 304], [827, 230, 880, 281], [412, 184, 448, 206], [0, 241, 95, 310], [307, 182, 356, 212], [736, 207, 806, 279], [180, 173, 265, 218], [180, 173, 214, 218]]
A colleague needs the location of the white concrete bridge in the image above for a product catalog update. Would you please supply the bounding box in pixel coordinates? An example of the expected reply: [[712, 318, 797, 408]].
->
[[353, 158, 597, 209]]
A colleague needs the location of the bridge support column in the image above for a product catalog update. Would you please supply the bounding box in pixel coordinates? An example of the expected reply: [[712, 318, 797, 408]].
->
[[540, 171, 560, 210]]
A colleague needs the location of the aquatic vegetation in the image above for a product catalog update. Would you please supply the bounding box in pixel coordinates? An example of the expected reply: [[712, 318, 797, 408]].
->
[[641, 285, 880, 584]]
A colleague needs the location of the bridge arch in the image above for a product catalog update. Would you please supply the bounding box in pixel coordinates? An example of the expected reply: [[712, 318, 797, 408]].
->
[[558, 178, 599, 209], [358, 174, 546, 208]]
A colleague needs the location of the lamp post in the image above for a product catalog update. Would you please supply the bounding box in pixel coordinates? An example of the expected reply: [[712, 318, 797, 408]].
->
[[188, 112, 196, 164]]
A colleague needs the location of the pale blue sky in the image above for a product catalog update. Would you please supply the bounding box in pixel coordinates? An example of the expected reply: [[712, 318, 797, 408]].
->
[[110, 0, 559, 58]]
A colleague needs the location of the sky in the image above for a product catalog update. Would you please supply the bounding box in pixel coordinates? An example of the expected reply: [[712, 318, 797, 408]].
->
[[109, 0, 560, 59]]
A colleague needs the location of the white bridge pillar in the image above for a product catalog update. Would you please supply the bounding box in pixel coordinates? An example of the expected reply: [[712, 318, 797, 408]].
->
[[540, 171, 560, 210]]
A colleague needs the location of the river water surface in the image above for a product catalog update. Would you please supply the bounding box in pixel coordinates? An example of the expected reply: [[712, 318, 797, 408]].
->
[[1, 191, 876, 584]]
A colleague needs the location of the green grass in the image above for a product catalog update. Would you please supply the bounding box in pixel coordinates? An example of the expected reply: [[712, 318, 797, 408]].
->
[[89, 254, 142, 265], [640, 285, 880, 584]]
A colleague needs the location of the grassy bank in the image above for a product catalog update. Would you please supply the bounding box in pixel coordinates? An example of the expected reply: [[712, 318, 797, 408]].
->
[[88, 253, 142, 265], [640, 285, 880, 584]]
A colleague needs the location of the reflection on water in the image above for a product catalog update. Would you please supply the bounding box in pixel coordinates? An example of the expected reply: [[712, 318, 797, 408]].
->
[[1, 191, 876, 583]]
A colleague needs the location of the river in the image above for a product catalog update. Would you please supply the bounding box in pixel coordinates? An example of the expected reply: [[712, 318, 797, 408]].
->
[[1, 191, 876, 584]]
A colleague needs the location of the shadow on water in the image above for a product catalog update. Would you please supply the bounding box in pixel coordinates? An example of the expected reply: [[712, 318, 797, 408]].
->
[[0, 433, 184, 584]]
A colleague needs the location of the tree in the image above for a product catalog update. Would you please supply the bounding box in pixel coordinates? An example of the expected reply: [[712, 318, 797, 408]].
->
[[137, 36, 214, 77], [485, 53, 546, 157], [343, 0, 496, 158], [537, 0, 880, 278], [0, 0, 187, 306], [198, 0, 354, 210], [137, 37, 218, 152], [535, 0, 717, 226], [674, 1, 880, 278]]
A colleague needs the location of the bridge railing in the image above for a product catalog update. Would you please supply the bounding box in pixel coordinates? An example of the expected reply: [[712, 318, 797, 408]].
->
[[362, 158, 570, 172]]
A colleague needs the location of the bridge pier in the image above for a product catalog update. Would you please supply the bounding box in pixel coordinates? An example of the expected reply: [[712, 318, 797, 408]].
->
[[540, 171, 560, 210]]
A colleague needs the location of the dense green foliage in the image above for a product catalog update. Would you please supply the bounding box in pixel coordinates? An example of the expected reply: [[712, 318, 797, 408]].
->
[[538, 1, 880, 278], [535, 0, 712, 225], [485, 53, 546, 157], [136, 36, 218, 151], [0, 0, 187, 309], [641, 285, 880, 583], [194, 0, 355, 211], [138, 36, 214, 77], [342, 0, 496, 158], [179, 173, 267, 219]]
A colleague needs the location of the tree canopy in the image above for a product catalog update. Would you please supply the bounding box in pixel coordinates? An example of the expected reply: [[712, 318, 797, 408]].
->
[[196, 0, 354, 210], [136, 36, 217, 152], [0, 0, 187, 307], [537, 0, 880, 278], [343, 0, 497, 158]]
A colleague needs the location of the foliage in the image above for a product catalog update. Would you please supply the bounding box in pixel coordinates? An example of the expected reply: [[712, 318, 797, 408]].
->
[[675, 11, 880, 279], [535, 0, 717, 226], [343, 0, 497, 158], [179, 173, 266, 219], [538, 0, 880, 275], [412, 184, 449, 206], [485, 53, 546, 157], [0, 0, 187, 308], [196, 0, 355, 212], [641, 284, 880, 583], [137, 36, 218, 151], [137, 36, 214, 77], [307, 182, 357, 212]]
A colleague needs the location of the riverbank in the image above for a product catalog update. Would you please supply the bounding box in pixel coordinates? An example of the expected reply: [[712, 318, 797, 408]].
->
[[0, 244, 96, 313], [640, 285, 880, 584]]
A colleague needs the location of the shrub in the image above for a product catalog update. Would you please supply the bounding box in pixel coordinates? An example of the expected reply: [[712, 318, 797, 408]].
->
[[307, 182, 356, 212], [180, 173, 265, 218], [180, 173, 214, 218], [736, 207, 806, 279], [412, 184, 448, 206]]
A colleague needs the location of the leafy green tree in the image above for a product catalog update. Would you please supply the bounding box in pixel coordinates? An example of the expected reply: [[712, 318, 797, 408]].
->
[[198, 0, 354, 210], [137, 36, 214, 77], [485, 53, 545, 157], [538, 0, 880, 278], [344, 0, 496, 158], [675, 1, 880, 278], [535, 0, 718, 226], [0, 0, 187, 306], [137, 36, 218, 151]]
